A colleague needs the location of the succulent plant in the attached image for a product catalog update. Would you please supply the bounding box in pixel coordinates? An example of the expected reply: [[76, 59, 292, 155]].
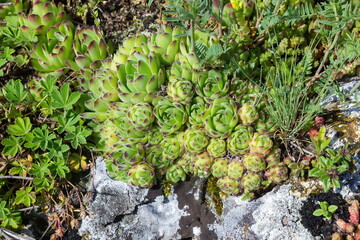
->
[[84, 59, 119, 104], [66, 26, 113, 72], [160, 135, 183, 163], [145, 145, 164, 169], [127, 162, 156, 187], [113, 35, 149, 64], [106, 143, 145, 180], [211, 158, 229, 178], [203, 96, 238, 139], [264, 163, 288, 183], [97, 119, 122, 153], [183, 127, 209, 153], [147, 127, 164, 145], [227, 160, 245, 180], [194, 152, 214, 178], [195, 70, 229, 103], [153, 97, 188, 134], [30, 20, 75, 75], [242, 172, 262, 191], [148, 25, 183, 66], [127, 102, 155, 130], [265, 148, 281, 167], [168, 59, 198, 83], [217, 176, 241, 195], [166, 164, 186, 183], [238, 103, 259, 125], [117, 51, 165, 103], [207, 138, 227, 158], [249, 133, 273, 157], [187, 97, 207, 127], [177, 152, 196, 174], [167, 79, 194, 104], [243, 153, 267, 172], [227, 125, 253, 155], [254, 111, 278, 134], [19, 1, 68, 36]]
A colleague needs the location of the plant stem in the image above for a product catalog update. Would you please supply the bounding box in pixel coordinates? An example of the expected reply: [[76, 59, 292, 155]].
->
[[0, 176, 34, 180], [306, 31, 341, 87]]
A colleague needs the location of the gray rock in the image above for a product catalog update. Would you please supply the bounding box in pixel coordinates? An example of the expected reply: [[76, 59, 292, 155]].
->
[[209, 184, 314, 240], [79, 158, 186, 240]]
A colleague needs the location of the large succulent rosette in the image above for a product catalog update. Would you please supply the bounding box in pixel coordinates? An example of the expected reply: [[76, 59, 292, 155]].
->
[[66, 26, 113, 72], [227, 125, 253, 155], [19, 1, 68, 36], [203, 96, 238, 139], [182, 127, 209, 154], [30, 20, 75, 75], [117, 51, 165, 104], [153, 97, 188, 134], [195, 70, 229, 103]]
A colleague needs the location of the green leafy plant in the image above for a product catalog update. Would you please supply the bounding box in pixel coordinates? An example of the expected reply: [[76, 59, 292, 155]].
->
[[310, 126, 332, 155], [309, 148, 351, 192], [313, 201, 338, 220]]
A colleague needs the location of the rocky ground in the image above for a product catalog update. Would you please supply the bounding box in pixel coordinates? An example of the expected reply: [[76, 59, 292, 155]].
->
[[76, 77, 360, 240]]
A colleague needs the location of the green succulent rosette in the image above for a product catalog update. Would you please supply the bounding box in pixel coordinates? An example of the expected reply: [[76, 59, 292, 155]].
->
[[147, 127, 163, 145], [238, 103, 259, 125], [148, 25, 183, 66], [177, 152, 196, 174], [187, 97, 207, 127], [127, 162, 156, 187], [113, 35, 149, 64], [183, 127, 209, 154], [229, 78, 248, 99], [217, 176, 241, 195], [249, 133, 273, 157], [146, 145, 165, 169], [117, 51, 165, 104], [194, 152, 214, 178], [265, 148, 281, 167], [66, 26, 113, 72], [106, 143, 145, 181], [97, 119, 122, 153], [242, 172, 262, 191], [207, 138, 227, 158], [204, 96, 239, 139], [227, 125, 253, 155], [211, 158, 229, 178], [166, 164, 186, 183], [19, 1, 68, 36], [168, 60, 199, 83], [227, 160, 245, 180], [167, 79, 194, 104], [254, 112, 278, 134], [160, 135, 183, 162], [85, 60, 119, 103], [264, 163, 289, 184], [30, 20, 75, 76], [153, 97, 188, 134], [127, 102, 155, 130], [243, 153, 266, 172], [195, 70, 229, 103]]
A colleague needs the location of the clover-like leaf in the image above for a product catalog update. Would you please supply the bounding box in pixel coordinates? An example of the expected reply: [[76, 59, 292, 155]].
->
[[2, 79, 28, 104], [56, 112, 80, 134], [49, 158, 70, 178], [14, 187, 36, 207], [24, 125, 56, 151], [64, 126, 91, 148], [6, 117, 32, 136], [1, 136, 22, 157], [51, 83, 81, 110], [0, 201, 10, 220]]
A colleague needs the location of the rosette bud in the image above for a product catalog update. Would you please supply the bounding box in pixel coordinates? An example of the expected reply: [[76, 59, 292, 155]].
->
[[217, 176, 241, 195], [211, 158, 229, 178], [127, 162, 156, 187], [207, 138, 227, 158]]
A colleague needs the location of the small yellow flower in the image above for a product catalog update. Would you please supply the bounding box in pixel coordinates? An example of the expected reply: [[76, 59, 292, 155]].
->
[[230, 0, 245, 11]]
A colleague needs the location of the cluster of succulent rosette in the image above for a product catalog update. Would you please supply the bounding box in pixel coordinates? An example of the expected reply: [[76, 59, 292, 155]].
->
[[17, 0, 293, 199]]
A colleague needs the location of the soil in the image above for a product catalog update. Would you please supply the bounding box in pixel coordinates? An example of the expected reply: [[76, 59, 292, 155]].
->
[[300, 192, 350, 239], [63, 0, 164, 46]]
